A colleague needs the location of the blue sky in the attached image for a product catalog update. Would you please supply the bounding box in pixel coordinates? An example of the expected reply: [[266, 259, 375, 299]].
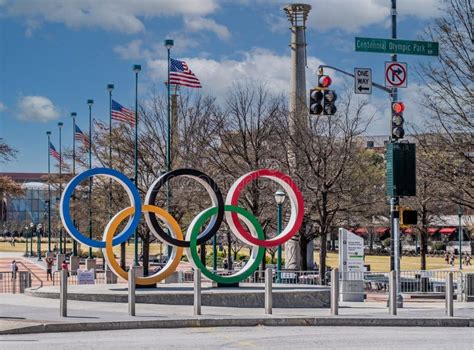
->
[[0, 0, 443, 173]]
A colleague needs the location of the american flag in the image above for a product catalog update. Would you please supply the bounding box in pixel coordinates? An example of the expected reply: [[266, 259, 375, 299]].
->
[[93, 118, 109, 131], [170, 58, 202, 88], [74, 124, 90, 147], [49, 142, 61, 162], [111, 100, 135, 126]]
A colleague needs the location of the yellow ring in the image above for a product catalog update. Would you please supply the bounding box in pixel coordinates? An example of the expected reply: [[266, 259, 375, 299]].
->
[[102, 204, 183, 285]]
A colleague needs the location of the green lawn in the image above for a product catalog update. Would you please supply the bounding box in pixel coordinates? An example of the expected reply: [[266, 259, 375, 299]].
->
[[2, 241, 472, 272]]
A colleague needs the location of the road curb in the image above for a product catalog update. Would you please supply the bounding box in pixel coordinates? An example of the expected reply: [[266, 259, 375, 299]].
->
[[1, 316, 472, 335]]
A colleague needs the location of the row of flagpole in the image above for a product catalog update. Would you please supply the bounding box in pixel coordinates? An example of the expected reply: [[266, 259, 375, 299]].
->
[[44, 40, 202, 265]]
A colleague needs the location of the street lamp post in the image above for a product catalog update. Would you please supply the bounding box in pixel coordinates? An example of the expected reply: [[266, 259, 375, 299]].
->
[[132, 65, 141, 267], [458, 205, 463, 270], [29, 222, 34, 256], [107, 84, 114, 219], [58, 122, 63, 254], [275, 190, 286, 283], [36, 223, 43, 261], [46, 131, 52, 252], [87, 99, 94, 259], [164, 39, 174, 258], [71, 112, 78, 257], [24, 225, 29, 257]]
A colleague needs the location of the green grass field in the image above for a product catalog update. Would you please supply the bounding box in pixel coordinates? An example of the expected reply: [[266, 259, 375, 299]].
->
[[2, 241, 472, 272]]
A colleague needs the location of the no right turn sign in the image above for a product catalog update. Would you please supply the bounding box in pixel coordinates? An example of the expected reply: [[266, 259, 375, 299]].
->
[[385, 62, 407, 88]]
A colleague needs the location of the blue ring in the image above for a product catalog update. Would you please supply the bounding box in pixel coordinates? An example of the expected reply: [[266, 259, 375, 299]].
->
[[60, 168, 142, 248]]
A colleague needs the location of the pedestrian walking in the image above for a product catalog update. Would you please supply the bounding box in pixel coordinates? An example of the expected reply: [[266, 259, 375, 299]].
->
[[45, 256, 54, 281], [444, 252, 450, 265], [12, 236, 16, 246], [449, 253, 455, 266], [464, 254, 471, 266], [10, 260, 18, 280]]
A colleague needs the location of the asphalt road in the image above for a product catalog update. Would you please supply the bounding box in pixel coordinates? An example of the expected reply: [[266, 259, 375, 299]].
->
[[1, 326, 473, 349]]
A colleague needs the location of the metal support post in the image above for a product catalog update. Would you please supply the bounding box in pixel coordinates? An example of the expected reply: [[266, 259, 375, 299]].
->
[[331, 268, 339, 316], [128, 266, 136, 316], [389, 270, 397, 316], [446, 272, 454, 317], [212, 235, 217, 272], [458, 205, 463, 270], [194, 268, 201, 315], [276, 202, 283, 283], [265, 267, 273, 315], [60, 269, 68, 317]]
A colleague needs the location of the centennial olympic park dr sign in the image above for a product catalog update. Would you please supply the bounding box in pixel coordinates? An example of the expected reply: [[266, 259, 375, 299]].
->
[[60, 168, 304, 285]]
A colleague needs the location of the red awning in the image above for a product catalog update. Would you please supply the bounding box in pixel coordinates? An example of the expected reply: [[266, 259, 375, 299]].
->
[[376, 227, 390, 234], [439, 227, 456, 235], [354, 227, 368, 236], [428, 228, 439, 235]]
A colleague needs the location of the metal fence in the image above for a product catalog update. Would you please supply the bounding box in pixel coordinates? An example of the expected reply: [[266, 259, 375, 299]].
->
[[330, 270, 465, 298], [0, 271, 32, 293], [52, 269, 108, 286], [174, 269, 321, 285], [463, 273, 474, 301]]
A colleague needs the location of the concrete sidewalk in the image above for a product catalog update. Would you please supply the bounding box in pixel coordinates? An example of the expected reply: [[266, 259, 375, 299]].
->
[[0, 294, 473, 334]]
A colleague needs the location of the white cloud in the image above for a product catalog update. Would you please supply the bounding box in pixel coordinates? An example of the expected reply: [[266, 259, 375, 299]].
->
[[0, 101, 6, 112], [147, 48, 324, 98], [1, 0, 220, 34], [17, 96, 59, 122], [114, 40, 147, 60], [184, 16, 231, 40], [257, 0, 442, 33]]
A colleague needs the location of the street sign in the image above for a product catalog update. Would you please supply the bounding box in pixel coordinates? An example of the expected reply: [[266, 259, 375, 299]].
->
[[385, 62, 407, 88], [354, 68, 372, 94], [355, 37, 439, 56]]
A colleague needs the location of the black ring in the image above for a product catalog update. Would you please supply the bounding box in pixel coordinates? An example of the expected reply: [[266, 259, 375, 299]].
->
[[144, 168, 224, 247]]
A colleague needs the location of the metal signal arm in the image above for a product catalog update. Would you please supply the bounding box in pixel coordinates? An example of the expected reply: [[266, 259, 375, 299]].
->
[[318, 65, 392, 94]]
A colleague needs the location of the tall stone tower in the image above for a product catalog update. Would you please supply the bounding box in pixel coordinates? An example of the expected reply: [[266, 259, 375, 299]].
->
[[283, 3, 311, 270], [284, 3, 311, 134]]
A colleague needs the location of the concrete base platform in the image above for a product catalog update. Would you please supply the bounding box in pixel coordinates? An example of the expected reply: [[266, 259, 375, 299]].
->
[[26, 283, 330, 308]]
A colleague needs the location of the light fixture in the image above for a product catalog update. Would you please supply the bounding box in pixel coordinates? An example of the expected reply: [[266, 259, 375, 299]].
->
[[274, 190, 286, 205]]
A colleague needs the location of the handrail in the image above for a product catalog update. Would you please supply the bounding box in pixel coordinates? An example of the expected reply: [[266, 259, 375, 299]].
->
[[17, 261, 43, 290]]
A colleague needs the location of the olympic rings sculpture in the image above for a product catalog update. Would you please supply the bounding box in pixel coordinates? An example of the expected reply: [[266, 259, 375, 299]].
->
[[60, 167, 304, 285]]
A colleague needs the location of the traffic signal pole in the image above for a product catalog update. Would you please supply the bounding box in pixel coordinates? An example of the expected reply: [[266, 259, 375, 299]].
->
[[390, 0, 403, 308]]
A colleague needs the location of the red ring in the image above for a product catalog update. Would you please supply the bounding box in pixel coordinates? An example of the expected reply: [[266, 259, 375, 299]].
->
[[228, 169, 304, 248]]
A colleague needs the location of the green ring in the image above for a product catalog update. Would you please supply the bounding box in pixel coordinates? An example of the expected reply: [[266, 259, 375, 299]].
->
[[188, 205, 265, 285]]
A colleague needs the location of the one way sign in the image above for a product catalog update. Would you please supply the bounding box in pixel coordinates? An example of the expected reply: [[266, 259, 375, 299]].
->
[[354, 68, 372, 94]]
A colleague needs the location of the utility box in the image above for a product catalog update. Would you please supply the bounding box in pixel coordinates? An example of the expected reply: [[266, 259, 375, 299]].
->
[[386, 143, 416, 197]]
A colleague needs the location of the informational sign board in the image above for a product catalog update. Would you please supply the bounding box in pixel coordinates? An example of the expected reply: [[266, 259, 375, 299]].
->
[[385, 62, 407, 88], [355, 37, 439, 56], [339, 228, 365, 273], [354, 68, 372, 94], [339, 228, 365, 302], [77, 269, 95, 285]]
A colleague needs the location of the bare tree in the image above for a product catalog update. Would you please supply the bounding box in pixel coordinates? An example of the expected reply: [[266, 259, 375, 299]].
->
[[279, 89, 381, 279], [415, 0, 473, 209]]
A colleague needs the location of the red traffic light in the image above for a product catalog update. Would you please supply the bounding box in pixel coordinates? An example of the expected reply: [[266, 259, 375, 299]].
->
[[392, 102, 405, 114], [318, 75, 332, 88]]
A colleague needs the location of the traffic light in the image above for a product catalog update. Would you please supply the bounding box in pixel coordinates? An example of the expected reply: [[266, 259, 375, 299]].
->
[[400, 207, 417, 226], [309, 75, 337, 116], [324, 89, 337, 115], [391, 102, 405, 139], [309, 89, 324, 115]]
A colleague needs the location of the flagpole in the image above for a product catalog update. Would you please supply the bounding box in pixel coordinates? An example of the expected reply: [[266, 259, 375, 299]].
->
[[132, 65, 141, 267], [46, 131, 52, 252], [107, 84, 114, 217], [71, 112, 78, 257], [164, 39, 174, 258], [87, 99, 94, 259], [57, 122, 63, 254]]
